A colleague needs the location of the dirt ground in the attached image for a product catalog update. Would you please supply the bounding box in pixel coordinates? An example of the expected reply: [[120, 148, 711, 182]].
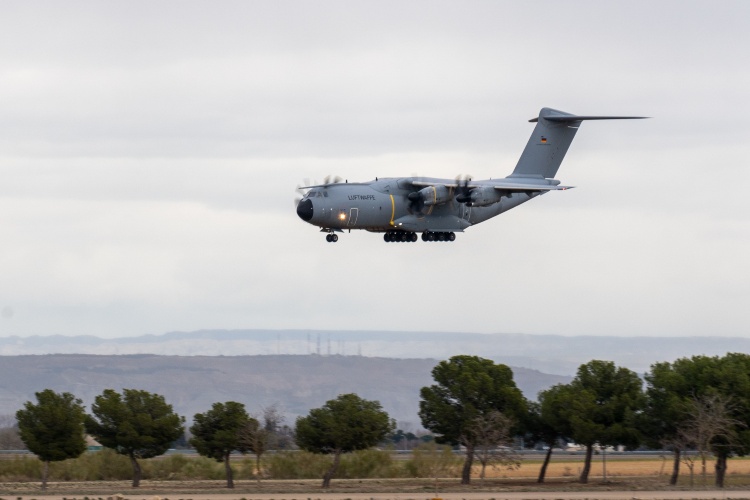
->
[[3, 456, 750, 500]]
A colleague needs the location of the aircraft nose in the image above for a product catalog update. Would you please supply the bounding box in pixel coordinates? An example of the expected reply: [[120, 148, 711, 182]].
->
[[296, 198, 314, 222]]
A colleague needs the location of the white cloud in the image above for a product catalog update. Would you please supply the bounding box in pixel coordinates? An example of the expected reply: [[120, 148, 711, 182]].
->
[[1, 1, 749, 339]]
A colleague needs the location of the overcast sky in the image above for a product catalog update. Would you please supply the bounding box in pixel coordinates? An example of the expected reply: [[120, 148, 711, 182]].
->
[[1, 1, 748, 340]]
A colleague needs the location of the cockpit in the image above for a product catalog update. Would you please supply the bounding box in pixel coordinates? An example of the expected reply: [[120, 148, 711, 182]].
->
[[305, 189, 328, 198]]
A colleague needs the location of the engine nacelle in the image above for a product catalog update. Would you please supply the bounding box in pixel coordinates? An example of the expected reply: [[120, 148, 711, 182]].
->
[[469, 187, 503, 207], [419, 185, 451, 206]]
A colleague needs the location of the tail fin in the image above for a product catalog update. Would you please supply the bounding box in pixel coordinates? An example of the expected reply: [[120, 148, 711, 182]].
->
[[509, 108, 647, 179]]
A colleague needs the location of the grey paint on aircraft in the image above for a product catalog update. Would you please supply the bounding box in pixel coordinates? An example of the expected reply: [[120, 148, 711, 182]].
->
[[296, 108, 647, 242]]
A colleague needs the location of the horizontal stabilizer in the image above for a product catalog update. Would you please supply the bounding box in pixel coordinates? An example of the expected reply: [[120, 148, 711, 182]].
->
[[531, 115, 649, 122], [530, 108, 649, 122]]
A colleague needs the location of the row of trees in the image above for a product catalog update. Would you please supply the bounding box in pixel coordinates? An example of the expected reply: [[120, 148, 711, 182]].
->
[[14, 387, 392, 490], [419, 353, 750, 488], [13, 352, 750, 490], [16, 389, 185, 489]]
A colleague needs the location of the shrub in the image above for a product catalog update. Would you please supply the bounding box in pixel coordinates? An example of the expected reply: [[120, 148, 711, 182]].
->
[[265, 451, 331, 479], [403, 443, 461, 478], [337, 449, 396, 478], [0, 456, 41, 481]]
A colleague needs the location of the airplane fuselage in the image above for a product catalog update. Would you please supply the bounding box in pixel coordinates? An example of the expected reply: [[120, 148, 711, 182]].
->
[[295, 108, 646, 243], [297, 177, 539, 236]]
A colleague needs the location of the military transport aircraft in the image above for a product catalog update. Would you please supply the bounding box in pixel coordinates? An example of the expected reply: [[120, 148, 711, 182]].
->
[[295, 107, 646, 243]]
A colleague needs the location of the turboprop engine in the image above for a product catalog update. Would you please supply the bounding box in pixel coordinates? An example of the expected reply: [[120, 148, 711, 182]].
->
[[414, 185, 451, 206], [469, 186, 503, 207]]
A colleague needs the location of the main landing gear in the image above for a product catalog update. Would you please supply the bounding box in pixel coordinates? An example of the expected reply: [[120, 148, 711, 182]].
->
[[383, 231, 457, 242], [384, 231, 418, 243], [325, 233, 338, 242], [421, 231, 456, 242]]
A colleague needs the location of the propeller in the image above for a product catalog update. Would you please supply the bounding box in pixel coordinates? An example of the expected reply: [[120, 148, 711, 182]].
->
[[454, 174, 473, 205], [294, 175, 344, 207], [294, 178, 312, 207], [323, 175, 343, 185], [407, 189, 425, 216], [405, 173, 427, 216]]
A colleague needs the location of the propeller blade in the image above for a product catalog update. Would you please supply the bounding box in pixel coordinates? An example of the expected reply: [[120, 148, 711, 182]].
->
[[454, 174, 473, 203], [323, 175, 343, 185]]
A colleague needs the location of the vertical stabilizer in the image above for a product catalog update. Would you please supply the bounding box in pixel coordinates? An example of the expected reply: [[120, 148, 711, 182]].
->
[[510, 108, 647, 179]]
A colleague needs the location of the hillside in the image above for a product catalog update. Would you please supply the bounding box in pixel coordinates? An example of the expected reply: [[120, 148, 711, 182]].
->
[[0, 354, 570, 427], [2, 330, 748, 375]]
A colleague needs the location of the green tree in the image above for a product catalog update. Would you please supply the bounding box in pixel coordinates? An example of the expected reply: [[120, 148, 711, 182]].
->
[[533, 384, 573, 483], [190, 401, 255, 488], [644, 353, 750, 487], [643, 360, 694, 485], [16, 390, 87, 490], [563, 360, 644, 483], [389, 429, 417, 450], [295, 393, 394, 488], [418, 355, 527, 484], [85, 388, 184, 488]]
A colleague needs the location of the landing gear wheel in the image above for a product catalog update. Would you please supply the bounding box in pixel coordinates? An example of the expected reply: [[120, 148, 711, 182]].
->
[[326, 234, 332, 242], [384, 233, 390, 242], [448, 232, 456, 241], [437, 232, 445, 242], [411, 233, 418, 242], [421, 232, 428, 242], [331, 234, 338, 242]]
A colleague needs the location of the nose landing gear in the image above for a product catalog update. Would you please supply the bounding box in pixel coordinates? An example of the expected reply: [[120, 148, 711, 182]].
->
[[325, 233, 339, 243]]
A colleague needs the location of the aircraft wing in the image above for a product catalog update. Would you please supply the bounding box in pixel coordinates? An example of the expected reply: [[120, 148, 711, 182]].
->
[[489, 182, 574, 192], [410, 180, 574, 192]]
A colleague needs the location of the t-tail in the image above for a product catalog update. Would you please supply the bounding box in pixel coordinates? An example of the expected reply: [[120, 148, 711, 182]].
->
[[509, 108, 648, 180]]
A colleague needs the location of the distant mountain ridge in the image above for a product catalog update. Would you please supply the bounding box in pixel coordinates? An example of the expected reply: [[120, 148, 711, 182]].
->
[[0, 354, 570, 427], [2, 329, 748, 375]]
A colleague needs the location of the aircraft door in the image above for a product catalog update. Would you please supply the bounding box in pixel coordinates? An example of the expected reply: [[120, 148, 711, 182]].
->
[[462, 205, 471, 222], [347, 208, 359, 226]]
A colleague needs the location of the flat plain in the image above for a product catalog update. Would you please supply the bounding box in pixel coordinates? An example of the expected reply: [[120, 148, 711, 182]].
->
[[4, 455, 750, 500]]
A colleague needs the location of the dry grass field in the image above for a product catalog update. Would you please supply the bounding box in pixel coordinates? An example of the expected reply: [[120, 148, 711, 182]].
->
[[478, 453, 750, 480], [4, 455, 750, 497]]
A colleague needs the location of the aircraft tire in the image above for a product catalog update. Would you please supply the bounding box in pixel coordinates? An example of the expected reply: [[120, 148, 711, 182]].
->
[[449, 232, 456, 241], [332, 234, 338, 242], [326, 234, 332, 242]]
